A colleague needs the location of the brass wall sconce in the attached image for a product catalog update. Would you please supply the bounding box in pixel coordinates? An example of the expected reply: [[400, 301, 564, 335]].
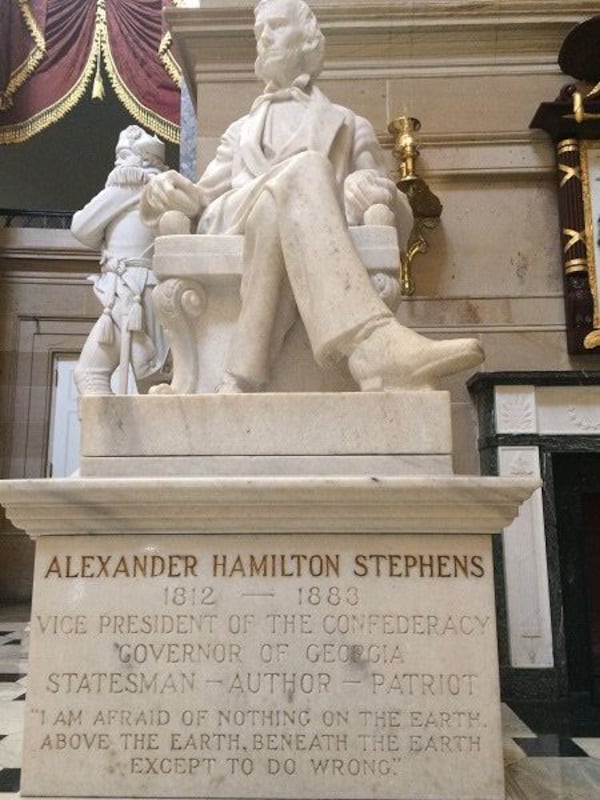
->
[[572, 86, 600, 123], [388, 115, 443, 296]]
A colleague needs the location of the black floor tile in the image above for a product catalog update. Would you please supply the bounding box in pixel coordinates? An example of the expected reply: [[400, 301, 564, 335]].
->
[[0, 769, 20, 792], [509, 697, 600, 738], [514, 735, 589, 757], [0, 674, 26, 683]]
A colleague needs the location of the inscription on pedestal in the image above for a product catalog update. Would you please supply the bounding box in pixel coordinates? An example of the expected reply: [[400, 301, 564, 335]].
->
[[23, 534, 504, 800]]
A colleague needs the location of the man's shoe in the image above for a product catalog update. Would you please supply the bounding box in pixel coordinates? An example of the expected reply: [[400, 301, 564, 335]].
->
[[347, 320, 484, 391]]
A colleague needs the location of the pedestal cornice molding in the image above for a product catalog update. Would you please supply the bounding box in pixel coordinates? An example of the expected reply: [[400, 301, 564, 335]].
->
[[0, 228, 99, 262], [0, 475, 538, 537], [167, 2, 598, 89]]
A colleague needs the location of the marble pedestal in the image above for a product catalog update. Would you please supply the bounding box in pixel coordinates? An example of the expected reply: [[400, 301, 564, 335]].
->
[[0, 392, 538, 800]]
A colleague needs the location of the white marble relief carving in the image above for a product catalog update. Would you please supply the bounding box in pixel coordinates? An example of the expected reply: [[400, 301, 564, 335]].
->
[[141, 0, 483, 394], [498, 446, 553, 668], [495, 386, 537, 434], [536, 386, 600, 434], [567, 404, 600, 432]]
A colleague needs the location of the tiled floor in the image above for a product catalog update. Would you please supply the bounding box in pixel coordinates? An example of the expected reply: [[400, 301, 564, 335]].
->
[[1, 608, 600, 799], [0, 610, 28, 800]]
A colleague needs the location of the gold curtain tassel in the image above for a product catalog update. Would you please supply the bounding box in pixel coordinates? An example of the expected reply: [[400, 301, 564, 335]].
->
[[92, 53, 105, 101]]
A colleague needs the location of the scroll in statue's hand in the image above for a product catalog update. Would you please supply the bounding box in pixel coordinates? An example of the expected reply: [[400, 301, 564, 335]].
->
[[140, 170, 205, 227], [343, 169, 399, 226]]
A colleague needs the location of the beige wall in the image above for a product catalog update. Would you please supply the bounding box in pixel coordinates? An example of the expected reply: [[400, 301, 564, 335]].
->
[[0, 230, 97, 601]]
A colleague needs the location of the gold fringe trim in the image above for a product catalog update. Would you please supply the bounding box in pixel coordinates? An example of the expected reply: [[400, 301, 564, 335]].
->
[[0, 0, 47, 111], [18, 0, 45, 50], [0, 44, 98, 144], [158, 2, 184, 85], [158, 31, 182, 86], [101, 31, 180, 144], [0, 48, 44, 111], [1, 0, 179, 145]]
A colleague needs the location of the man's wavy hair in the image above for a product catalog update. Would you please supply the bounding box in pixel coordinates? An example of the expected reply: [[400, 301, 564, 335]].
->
[[254, 0, 325, 82]]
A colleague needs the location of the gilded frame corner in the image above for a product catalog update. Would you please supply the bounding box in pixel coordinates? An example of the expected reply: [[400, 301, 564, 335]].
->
[[580, 142, 600, 346]]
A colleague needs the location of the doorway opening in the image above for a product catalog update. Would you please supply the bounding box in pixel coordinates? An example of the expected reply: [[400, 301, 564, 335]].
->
[[553, 452, 600, 703]]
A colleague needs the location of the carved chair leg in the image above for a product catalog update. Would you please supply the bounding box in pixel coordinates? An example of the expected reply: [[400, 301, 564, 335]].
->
[[151, 278, 206, 394]]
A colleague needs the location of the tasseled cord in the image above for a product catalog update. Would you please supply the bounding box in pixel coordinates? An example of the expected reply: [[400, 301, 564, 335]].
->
[[127, 296, 143, 332], [98, 308, 114, 344]]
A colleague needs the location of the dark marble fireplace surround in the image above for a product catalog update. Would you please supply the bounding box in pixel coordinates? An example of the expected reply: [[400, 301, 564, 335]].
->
[[469, 371, 600, 703]]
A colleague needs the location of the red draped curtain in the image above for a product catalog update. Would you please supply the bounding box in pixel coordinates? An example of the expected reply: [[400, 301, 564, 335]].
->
[[0, 0, 181, 145]]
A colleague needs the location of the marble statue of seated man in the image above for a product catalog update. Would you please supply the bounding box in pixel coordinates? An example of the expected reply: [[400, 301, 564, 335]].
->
[[141, 0, 483, 392]]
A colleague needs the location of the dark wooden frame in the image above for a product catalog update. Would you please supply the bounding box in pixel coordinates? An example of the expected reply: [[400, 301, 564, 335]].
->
[[531, 92, 600, 353]]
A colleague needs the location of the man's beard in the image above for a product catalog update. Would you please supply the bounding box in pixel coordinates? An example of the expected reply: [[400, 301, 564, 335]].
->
[[105, 163, 165, 188], [255, 47, 305, 86]]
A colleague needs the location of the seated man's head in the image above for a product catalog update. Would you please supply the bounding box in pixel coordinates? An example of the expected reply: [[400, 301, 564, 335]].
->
[[254, 0, 325, 87]]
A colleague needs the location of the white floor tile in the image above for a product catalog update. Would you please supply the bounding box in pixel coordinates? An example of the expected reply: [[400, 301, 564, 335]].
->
[[0, 703, 25, 735], [572, 737, 600, 759], [502, 703, 536, 738], [0, 733, 23, 769], [506, 756, 600, 800]]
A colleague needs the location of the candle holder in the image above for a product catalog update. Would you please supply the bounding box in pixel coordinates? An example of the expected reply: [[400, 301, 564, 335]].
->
[[388, 115, 442, 296]]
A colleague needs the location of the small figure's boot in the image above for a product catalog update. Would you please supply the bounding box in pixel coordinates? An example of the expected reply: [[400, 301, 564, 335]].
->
[[347, 319, 484, 391]]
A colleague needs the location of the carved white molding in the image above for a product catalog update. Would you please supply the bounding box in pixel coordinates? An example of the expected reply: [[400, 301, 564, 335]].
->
[[0, 228, 98, 261], [536, 387, 600, 435], [410, 132, 555, 180], [169, 1, 600, 89], [566, 405, 600, 433], [495, 385, 537, 434], [0, 474, 538, 537], [497, 446, 553, 668]]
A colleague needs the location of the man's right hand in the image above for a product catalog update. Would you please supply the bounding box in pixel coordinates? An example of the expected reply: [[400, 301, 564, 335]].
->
[[140, 170, 205, 226]]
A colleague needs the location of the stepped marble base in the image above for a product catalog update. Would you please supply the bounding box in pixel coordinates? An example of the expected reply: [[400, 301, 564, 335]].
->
[[0, 392, 538, 800], [79, 392, 453, 477]]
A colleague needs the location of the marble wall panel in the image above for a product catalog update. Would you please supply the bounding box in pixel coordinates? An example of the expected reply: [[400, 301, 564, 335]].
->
[[317, 77, 389, 132], [387, 74, 566, 137], [479, 331, 598, 373], [0, 532, 35, 603], [410, 178, 563, 298], [0, 266, 95, 599], [397, 295, 566, 330], [450, 401, 481, 476], [180, 82, 198, 180]]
